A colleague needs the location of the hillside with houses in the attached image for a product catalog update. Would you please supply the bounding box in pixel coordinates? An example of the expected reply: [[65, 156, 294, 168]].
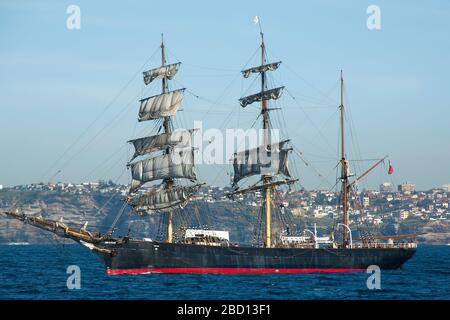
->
[[0, 181, 449, 244]]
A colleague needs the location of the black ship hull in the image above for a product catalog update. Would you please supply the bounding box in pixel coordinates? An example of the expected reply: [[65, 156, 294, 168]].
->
[[94, 239, 416, 274]]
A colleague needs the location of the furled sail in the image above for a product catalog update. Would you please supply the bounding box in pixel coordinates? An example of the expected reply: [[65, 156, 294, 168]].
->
[[233, 140, 291, 185], [128, 184, 200, 212], [138, 89, 185, 121], [128, 129, 194, 161], [130, 148, 196, 192], [241, 61, 281, 78], [239, 86, 284, 108], [143, 62, 181, 85]]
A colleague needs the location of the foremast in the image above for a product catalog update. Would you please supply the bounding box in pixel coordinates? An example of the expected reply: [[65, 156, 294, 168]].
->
[[231, 20, 297, 248], [127, 34, 200, 243], [161, 35, 174, 243]]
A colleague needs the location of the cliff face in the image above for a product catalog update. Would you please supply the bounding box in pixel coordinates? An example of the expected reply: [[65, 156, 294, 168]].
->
[[0, 191, 118, 243], [0, 190, 262, 244]]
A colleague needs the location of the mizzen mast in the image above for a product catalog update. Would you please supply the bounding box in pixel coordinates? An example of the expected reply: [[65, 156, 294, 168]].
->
[[339, 70, 350, 248]]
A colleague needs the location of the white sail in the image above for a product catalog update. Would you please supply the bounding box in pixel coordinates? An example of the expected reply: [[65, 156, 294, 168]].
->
[[239, 86, 284, 108], [138, 89, 185, 121], [128, 185, 200, 212], [130, 148, 196, 192], [143, 62, 180, 85], [242, 61, 281, 78], [128, 129, 194, 161], [233, 141, 291, 185]]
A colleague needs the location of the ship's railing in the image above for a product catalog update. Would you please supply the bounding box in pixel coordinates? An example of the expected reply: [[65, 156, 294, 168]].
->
[[354, 242, 417, 249], [273, 242, 417, 249], [180, 235, 230, 247]]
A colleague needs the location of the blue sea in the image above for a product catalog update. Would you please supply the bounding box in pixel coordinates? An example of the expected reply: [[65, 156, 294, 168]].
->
[[0, 244, 449, 299]]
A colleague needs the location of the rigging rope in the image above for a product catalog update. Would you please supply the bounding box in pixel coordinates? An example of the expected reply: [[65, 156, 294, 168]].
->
[[39, 46, 161, 183]]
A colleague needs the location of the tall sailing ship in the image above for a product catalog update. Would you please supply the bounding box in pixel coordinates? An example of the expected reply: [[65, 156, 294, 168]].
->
[[3, 30, 416, 274]]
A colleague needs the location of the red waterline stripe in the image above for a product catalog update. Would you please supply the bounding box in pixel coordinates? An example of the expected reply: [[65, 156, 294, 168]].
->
[[106, 267, 365, 275]]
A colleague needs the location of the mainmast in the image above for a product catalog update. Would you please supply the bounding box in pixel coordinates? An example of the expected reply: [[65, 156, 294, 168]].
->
[[340, 70, 350, 247], [231, 17, 296, 248], [260, 31, 272, 248]]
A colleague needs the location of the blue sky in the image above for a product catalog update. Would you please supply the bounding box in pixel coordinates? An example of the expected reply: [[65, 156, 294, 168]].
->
[[0, 0, 449, 190]]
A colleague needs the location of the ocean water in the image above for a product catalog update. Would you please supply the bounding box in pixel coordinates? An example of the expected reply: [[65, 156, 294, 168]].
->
[[0, 243, 449, 300]]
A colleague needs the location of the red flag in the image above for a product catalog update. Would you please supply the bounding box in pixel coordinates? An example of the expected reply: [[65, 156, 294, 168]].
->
[[388, 161, 394, 175]]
